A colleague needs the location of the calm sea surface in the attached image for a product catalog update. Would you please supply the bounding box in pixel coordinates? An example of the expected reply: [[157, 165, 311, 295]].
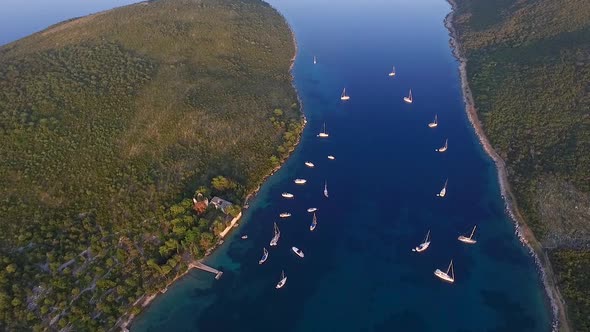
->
[[1, 0, 552, 331]]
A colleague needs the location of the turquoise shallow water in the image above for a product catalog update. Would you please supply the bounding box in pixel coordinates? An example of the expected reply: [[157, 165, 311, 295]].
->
[[0, 0, 552, 331], [132, 0, 552, 331]]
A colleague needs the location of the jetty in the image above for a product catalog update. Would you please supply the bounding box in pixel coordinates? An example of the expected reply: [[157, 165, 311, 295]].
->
[[191, 261, 223, 280]]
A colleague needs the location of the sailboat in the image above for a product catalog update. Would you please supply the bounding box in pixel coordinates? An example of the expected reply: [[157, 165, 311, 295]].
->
[[436, 139, 448, 153], [307, 207, 318, 213], [412, 230, 431, 253], [282, 192, 294, 198], [310, 212, 318, 231], [434, 260, 455, 283], [437, 179, 448, 198], [340, 88, 350, 101], [403, 89, 413, 104], [323, 181, 329, 198], [428, 114, 438, 128], [292, 247, 304, 258], [276, 270, 287, 289], [305, 161, 315, 168], [458, 225, 477, 244], [259, 248, 269, 264], [270, 222, 280, 246], [279, 212, 291, 218], [388, 65, 396, 77], [294, 178, 307, 184], [317, 123, 329, 138], [313, 56, 317, 64], [327, 155, 335, 160]]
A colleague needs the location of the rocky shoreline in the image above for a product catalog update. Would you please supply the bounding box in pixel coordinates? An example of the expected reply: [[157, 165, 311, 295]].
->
[[443, 1, 569, 331]]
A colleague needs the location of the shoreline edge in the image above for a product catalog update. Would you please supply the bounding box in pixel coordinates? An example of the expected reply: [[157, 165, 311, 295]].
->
[[443, 1, 570, 331], [120, 5, 305, 331]]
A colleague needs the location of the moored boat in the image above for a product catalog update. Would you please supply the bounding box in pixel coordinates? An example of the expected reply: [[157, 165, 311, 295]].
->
[[276, 270, 287, 289], [403, 89, 413, 104], [282, 192, 294, 198], [428, 114, 438, 128], [340, 88, 350, 101], [279, 212, 291, 218], [313, 56, 317, 64], [458, 225, 477, 244], [412, 230, 431, 253], [307, 207, 318, 213], [327, 155, 335, 160], [434, 260, 455, 283], [317, 122, 329, 138], [310, 212, 318, 231], [436, 139, 448, 152], [270, 222, 280, 246], [388, 65, 396, 77], [294, 178, 307, 184], [436, 179, 448, 198], [305, 161, 315, 168], [241, 235, 248, 240], [259, 248, 268, 264], [323, 181, 329, 198], [292, 246, 304, 258]]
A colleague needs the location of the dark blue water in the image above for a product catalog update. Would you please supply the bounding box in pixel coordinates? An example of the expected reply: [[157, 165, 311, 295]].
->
[[0, 0, 552, 331], [132, 0, 552, 331]]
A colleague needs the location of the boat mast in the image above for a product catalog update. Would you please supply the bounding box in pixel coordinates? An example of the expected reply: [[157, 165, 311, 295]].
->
[[447, 260, 453, 275], [469, 225, 477, 239], [425, 230, 430, 243]]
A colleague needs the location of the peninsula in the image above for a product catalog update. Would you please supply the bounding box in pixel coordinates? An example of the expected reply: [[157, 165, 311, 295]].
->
[[0, 0, 301, 330], [449, 0, 590, 330]]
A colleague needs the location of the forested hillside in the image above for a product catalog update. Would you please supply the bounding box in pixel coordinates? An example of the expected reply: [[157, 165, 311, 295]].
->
[[451, 0, 590, 330], [0, 0, 301, 330]]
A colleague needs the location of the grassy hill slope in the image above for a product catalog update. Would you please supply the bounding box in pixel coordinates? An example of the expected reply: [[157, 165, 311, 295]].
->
[[0, 0, 301, 330]]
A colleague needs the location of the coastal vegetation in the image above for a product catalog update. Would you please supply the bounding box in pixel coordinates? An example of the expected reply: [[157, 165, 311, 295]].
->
[[452, 0, 590, 330], [0, 0, 301, 330]]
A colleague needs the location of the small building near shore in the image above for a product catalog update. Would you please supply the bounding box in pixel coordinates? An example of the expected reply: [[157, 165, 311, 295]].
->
[[210, 196, 233, 213]]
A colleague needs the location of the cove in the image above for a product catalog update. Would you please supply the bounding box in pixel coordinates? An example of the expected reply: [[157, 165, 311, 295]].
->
[[129, 0, 554, 330]]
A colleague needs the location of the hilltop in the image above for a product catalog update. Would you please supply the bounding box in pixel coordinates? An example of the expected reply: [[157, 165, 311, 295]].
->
[[0, 0, 301, 330]]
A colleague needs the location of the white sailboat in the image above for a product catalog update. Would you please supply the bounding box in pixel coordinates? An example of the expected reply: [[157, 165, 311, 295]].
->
[[276, 270, 287, 289], [307, 207, 318, 213], [292, 246, 304, 258], [458, 225, 477, 244], [279, 212, 291, 218], [428, 114, 438, 128], [323, 181, 329, 198], [270, 222, 280, 246], [436, 179, 448, 198], [412, 230, 431, 253], [403, 89, 413, 104], [434, 260, 455, 283], [310, 212, 317, 231], [305, 161, 315, 168], [282, 192, 294, 198], [241, 235, 248, 240], [327, 155, 335, 160], [317, 123, 329, 138], [259, 248, 269, 264], [294, 179, 307, 184], [388, 65, 396, 77], [313, 56, 317, 65], [436, 139, 448, 153], [340, 88, 350, 101]]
